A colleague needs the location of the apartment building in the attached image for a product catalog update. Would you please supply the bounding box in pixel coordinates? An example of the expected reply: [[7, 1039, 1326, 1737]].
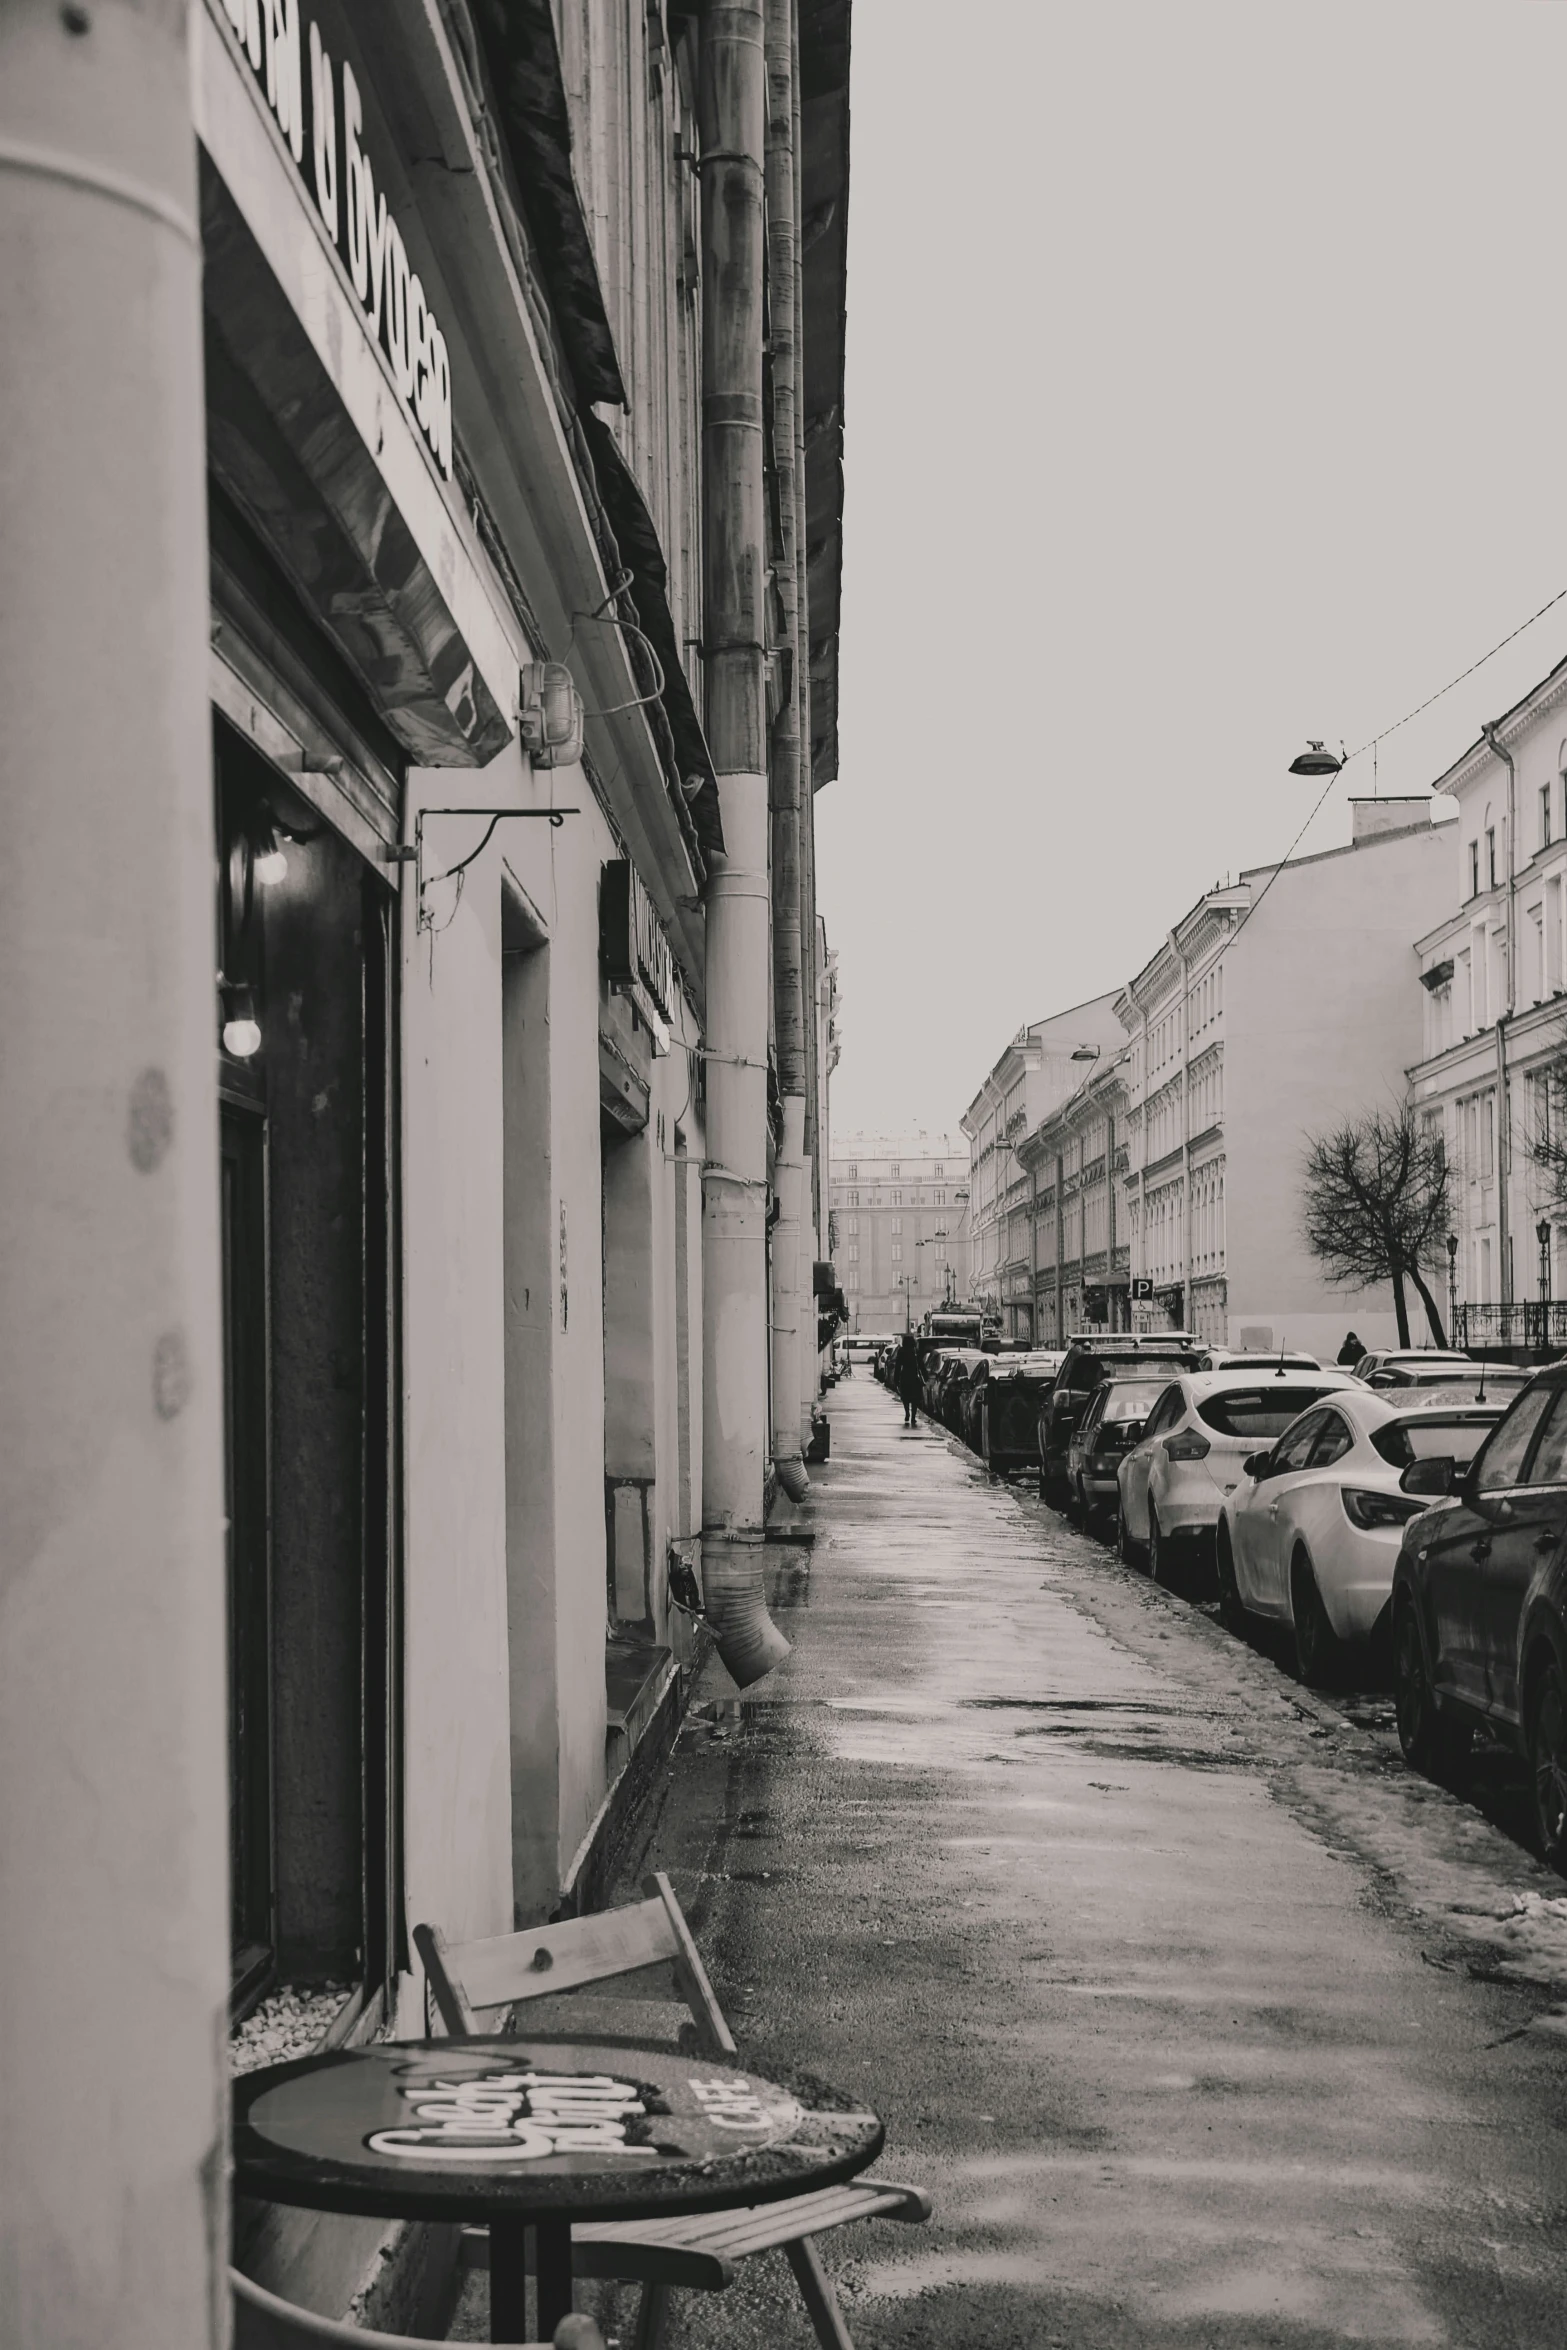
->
[[1118, 806, 1450, 1350], [1411, 654, 1567, 1340], [829, 1135, 971, 1331], [961, 995, 1126, 1338], [1020, 1050, 1133, 1342]]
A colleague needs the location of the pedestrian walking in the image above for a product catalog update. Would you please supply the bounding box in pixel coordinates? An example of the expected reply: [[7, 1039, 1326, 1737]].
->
[[894, 1332, 922, 1426], [1337, 1330, 1365, 1367]]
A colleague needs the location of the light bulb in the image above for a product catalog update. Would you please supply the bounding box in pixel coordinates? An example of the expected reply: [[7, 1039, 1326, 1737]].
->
[[221, 984, 261, 1059], [223, 1014, 262, 1058], [254, 824, 288, 885]]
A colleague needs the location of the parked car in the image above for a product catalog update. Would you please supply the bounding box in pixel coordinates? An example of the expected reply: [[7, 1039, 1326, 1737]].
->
[[1391, 1365, 1567, 1866], [1065, 1373, 1178, 1526], [1196, 1349, 1323, 1374], [1366, 1356, 1530, 1394], [978, 1352, 1066, 1474], [1217, 1388, 1505, 1684], [1038, 1335, 1202, 1505], [1352, 1348, 1473, 1387], [1117, 1368, 1360, 1584], [928, 1347, 982, 1424]]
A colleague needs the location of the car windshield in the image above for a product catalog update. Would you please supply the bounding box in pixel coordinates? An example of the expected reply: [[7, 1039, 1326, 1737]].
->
[[1197, 1384, 1338, 1438], [1099, 1380, 1168, 1423], [1371, 1414, 1500, 1467]]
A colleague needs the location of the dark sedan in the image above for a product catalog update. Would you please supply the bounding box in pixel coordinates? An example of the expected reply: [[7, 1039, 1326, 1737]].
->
[[1392, 1363, 1567, 1869]]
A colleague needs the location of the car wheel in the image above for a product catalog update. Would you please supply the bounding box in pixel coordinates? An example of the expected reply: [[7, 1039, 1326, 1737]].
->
[[1529, 1652, 1567, 1877], [1290, 1549, 1338, 1688], [1147, 1509, 1168, 1586], [1215, 1523, 1247, 1635], [1393, 1598, 1472, 1786]]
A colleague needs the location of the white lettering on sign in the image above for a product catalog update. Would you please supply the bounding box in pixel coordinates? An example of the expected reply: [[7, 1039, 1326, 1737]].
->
[[223, 0, 454, 479], [367, 2071, 647, 2164], [688, 2077, 774, 2133]]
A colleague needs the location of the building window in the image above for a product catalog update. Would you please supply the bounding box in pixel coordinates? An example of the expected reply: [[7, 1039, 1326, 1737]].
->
[[891, 1217, 902, 1234], [890, 1163, 900, 1177], [892, 1189, 902, 1206], [846, 1244, 858, 1262], [846, 1270, 858, 1292], [933, 1189, 945, 1205], [846, 1217, 859, 1235], [1543, 784, 1553, 851], [1469, 840, 1480, 899], [891, 1243, 903, 1262], [933, 1163, 944, 1177], [1488, 827, 1498, 889], [934, 1243, 947, 1262], [849, 1191, 859, 1207], [848, 1163, 858, 1178]]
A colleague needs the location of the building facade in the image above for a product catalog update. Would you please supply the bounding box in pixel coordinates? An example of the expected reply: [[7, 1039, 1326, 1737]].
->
[[829, 1135, 971, 1332], [0, 4, 850, 2340], [961, 995, 1125, 1339], [1020, 1052, 1133, 1344], [1117, 807, 1450, 1351], [1411, 657, 1567, 1344]]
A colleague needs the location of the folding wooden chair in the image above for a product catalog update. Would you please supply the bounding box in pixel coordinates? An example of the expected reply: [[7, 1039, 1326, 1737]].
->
[[413, 1873, 931, 2350], [231, 2266, 600, 2350]]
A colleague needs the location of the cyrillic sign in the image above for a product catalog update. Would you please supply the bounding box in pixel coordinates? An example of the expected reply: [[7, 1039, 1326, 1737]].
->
[[600, 861, 674, 1050], [219, 0, 454, 480]]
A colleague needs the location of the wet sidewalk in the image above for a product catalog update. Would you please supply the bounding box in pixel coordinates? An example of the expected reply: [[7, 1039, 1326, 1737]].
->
[[606, 1378, 1567, 2348]]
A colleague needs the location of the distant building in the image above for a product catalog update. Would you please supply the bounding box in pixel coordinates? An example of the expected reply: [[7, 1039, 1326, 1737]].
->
[[1411, 655, 1567, 1341], [829, 1135, 971, 1333], [961, 996, 1126, 1339], [1117, 808, 1450, 1350]]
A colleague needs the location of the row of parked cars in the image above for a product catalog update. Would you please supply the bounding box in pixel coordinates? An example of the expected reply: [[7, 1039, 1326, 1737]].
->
[[879, 1328, 1567, 1871]]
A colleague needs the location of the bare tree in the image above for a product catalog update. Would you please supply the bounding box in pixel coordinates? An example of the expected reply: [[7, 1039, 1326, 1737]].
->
[[1301, 1107, 1451, 1348]]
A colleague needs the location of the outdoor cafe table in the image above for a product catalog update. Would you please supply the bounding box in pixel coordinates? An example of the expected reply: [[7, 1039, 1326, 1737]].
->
[[232, 2034, 885, 2341]]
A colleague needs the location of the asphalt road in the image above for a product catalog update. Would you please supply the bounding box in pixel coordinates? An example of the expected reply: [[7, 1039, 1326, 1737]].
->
[[583, 1378, 1567, 2348]]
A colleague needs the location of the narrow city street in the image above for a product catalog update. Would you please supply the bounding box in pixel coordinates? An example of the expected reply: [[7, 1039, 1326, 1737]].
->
[[615, 1377, 1567, 2350]]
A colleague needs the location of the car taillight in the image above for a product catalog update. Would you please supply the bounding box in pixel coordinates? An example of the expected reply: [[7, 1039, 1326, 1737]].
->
[[1163, 1430, 1210, 1461], [1341, 1487, 1425, 1530]]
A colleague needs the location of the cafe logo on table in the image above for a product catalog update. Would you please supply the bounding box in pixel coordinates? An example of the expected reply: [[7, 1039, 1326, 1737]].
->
[[368, 2071, 648, 2164]]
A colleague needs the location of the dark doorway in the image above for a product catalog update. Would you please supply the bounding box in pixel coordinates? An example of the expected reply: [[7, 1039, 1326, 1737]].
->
[[215, 715, 402, 2013]]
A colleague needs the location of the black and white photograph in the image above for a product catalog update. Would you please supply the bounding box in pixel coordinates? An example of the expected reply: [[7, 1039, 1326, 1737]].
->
[[10, 4, 1567, 2347]]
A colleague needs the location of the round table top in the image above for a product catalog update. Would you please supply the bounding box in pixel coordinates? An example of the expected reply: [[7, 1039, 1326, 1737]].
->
[[232, 2035, 885, 2224]]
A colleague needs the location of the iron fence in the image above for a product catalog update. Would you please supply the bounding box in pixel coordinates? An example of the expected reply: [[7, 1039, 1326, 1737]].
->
[[1453, 1301, 1567, 1351]]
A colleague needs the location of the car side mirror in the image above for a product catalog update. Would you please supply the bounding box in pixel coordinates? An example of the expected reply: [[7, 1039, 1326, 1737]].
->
[[1398, 1456, 1456, 1498], [1243, 1451, 1273, 1480]]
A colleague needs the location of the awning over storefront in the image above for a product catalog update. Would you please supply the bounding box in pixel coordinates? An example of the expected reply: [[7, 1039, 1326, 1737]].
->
[[468, 0, 628, 411], [195, 46, 515, 770]]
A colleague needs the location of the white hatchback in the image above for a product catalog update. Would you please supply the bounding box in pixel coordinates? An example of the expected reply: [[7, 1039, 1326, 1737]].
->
[[1216, 1386, 1505, 1683], [1116, 1369, 1359, 1586]]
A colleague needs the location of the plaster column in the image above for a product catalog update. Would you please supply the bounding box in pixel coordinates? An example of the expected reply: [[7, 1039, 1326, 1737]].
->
[[0, 7, 227, 2347]]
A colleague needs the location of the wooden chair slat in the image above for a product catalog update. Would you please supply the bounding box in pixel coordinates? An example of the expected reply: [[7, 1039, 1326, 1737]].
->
[[437, 1896, 681, 2014], [585, 2180, 926, 2258], [455, 2226, 732, 2293]]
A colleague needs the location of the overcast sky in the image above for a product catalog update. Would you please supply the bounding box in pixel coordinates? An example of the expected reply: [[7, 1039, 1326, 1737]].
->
[[816, 3, 1567, 1142]]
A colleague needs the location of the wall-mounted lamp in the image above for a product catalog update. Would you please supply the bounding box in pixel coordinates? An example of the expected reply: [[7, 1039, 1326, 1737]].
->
[[518, 662, 584, 769], [220, 982, 261, 1060], [253, 823, 289, 886]]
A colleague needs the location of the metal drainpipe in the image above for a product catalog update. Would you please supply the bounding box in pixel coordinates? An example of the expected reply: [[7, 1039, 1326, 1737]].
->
[[1482, 722, 1516, 1309]]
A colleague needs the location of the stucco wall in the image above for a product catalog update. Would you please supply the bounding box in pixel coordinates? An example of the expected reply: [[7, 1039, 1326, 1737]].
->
[[1224, 824, 1451, 1354]]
